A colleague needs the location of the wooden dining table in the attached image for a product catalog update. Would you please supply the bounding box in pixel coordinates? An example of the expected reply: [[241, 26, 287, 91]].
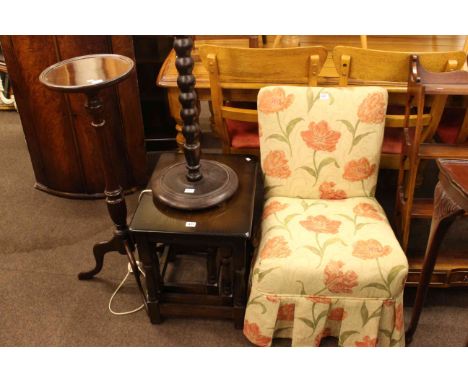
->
[[156, 35, 468, 146], [156, 36, 363, 145]]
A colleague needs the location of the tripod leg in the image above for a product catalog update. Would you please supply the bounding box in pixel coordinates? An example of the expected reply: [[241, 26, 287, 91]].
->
[[78, 235, 125, 280]]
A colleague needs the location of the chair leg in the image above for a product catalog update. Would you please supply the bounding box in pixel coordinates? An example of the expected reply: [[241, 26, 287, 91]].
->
[[406, 183, 463, 344], [401, 157, 421, 251]]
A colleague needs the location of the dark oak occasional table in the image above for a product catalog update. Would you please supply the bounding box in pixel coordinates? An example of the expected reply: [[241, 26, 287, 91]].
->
[[130, 152, 259, 328], [39, 54, 146, 305], [406, 159, 468, 344]]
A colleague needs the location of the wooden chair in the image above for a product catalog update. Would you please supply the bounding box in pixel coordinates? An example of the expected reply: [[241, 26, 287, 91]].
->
[[333, 46, 466, 170], [198, 45, 328, 155], [272, 35, 368, 49], [397, 55, 468, 251]]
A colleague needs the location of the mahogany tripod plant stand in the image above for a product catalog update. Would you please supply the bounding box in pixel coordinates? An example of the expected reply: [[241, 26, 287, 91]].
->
[[39, 54, 147, 310]]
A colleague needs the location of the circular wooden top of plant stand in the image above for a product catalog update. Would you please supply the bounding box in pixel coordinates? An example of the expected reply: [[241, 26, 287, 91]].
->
[[39, 54, 134, 92]]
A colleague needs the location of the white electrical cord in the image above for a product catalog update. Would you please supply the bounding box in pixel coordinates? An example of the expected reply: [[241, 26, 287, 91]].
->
[[0, 76, 16, 106], [108, 188, 152, 316], [108, 262, 146, 316]]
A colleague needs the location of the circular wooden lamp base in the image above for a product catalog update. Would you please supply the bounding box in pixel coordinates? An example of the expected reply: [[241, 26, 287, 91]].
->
[[152, 159, 238, 210]]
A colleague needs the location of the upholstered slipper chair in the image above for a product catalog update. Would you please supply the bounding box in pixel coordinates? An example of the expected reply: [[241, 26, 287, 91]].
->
[[243, 86, 408, 347]]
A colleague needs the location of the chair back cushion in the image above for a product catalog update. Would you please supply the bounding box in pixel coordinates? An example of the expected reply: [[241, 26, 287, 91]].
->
[[258, 86, 388, 199]]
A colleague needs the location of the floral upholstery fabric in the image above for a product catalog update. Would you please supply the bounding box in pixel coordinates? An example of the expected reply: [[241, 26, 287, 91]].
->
[[244, 86, 408, 347], [258, 86, 388, 199]]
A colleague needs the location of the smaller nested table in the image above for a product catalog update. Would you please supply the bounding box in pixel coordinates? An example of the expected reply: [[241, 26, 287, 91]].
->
[[130, 153, 260, 328], [406, 159, 468, 344]]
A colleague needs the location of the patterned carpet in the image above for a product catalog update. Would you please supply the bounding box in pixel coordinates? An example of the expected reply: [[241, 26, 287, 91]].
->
[[0, 110, 467, 346]]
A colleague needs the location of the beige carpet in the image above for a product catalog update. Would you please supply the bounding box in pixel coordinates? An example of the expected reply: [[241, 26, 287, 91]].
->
[[0, 111, 467, 346]]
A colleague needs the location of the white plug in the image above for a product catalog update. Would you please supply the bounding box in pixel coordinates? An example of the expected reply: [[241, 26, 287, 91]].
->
[[127, 261, 143, 274]]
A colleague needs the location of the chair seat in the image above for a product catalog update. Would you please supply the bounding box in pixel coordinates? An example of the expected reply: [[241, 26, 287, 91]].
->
[[244, 195, 408, 347], [437, 107, 466, 144], [382, 128, 403, 154], [226, 119, 260, 148]]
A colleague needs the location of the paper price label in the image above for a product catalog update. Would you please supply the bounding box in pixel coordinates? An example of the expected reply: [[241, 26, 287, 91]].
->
[[185, 221, 197, 228], [320, 93, 330, 100], [184, 188, 195, 194]]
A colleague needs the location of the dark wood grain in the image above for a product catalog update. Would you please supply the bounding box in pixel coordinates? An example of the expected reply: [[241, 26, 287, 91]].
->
[[0, 35, 147, 198]]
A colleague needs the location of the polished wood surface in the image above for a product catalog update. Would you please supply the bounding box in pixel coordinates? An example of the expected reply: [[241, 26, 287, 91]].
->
[[1, 36, 147, 198], [132, 153, 258, 237], [130, 152, 259, 327], [406, 159, 468, 344]]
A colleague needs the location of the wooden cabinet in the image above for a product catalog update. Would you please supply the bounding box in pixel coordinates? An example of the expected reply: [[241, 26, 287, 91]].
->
[[132, 36, 177, 151], [1, 35, 172, 198]]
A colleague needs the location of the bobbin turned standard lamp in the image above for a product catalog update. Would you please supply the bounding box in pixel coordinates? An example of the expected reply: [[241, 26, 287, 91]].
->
[[152, 36, 239, 210], [39, 54, 146, 308]]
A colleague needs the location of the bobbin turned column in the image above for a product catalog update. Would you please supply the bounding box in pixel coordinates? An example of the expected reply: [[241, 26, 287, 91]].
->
[[151, 36, 239, 210], [174, 36, 202, 181]]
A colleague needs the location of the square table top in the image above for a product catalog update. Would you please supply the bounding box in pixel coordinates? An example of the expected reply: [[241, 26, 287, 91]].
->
[[130, 153, 259, 239]]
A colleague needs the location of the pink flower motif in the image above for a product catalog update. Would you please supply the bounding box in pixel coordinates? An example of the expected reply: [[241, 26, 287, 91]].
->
[[258, 88, 294, 114], [352, 239, 392, 260], [358, 92, 386, 124], [343, 157, 376, 182], [300, 215, 341, 234], [301, 120, 341, 152], [353, 202, 384, 220], [263, 150, 291, 179], [355, 335, 378, 347], [277, 304, 295, 321], [259, 236, 291, 260], [243, 320, 272, 346], [319, 181, 347, 200], [323, 260, 358, 294], [262, 200, 288, 220], [328, 307, 347, 321], [266, 295, 280, 303], [306, 295, 332, 304]]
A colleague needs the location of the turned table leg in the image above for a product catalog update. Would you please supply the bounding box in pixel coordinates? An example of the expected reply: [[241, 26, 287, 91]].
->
[[405, 182, 464, 344]]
